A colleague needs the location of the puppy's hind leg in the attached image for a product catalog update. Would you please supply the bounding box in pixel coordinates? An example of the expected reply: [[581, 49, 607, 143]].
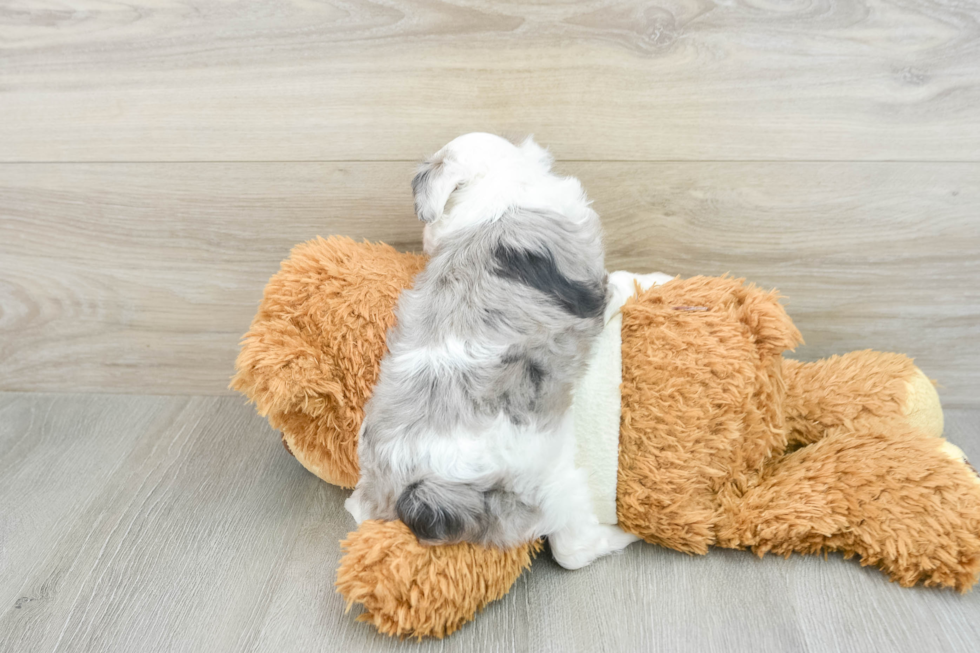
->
[[550, 515, 639, 570], [544, 462, 639, 570], [345, 487, 371, 525]]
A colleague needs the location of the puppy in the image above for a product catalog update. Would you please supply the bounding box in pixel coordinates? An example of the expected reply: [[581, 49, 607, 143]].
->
[[346, 133, 637, 569]]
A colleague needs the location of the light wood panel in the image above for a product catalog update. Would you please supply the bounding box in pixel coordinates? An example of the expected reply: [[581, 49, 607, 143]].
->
[[2, 0, 980, 162], [0, 162, 422, 395], [1, 161, 977, 404], [2, 393, 979, 652]]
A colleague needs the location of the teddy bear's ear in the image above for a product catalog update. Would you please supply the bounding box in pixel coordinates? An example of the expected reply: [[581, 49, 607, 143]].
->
[[411, 157, 466, 223], [734, 284, 804, 358]]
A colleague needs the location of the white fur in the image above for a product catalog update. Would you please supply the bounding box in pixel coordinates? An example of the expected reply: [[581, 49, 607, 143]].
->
[[419, 133, 598, 256], [387, 337, 507, 378], [605, 271, 675, 321]]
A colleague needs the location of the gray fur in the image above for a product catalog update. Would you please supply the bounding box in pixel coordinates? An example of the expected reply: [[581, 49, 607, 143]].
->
[[395, 477, 542, 544], [410, 164, 437, 221], [354, 207, 606, 547], [411, 159, 460, 223], [492, 244, 606, 319]]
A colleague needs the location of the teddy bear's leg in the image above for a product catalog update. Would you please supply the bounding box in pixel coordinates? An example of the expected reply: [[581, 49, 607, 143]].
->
[[336, 520, 541, 639], [782, 351, 943, 448], [717, 422, 980, 591]]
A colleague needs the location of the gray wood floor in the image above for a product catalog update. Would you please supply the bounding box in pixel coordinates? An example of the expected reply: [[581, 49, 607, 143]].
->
[[2, 392, 978, 653]]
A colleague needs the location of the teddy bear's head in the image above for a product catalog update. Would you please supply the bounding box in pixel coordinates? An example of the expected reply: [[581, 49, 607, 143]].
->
[[232, 236, 426, 488], [233, 237, 540, 638]]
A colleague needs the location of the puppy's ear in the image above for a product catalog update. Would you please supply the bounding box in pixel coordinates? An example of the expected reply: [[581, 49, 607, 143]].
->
[[519, 135, 554, 171], [396, 478, 483, 543], [411, 159, 464, 223]]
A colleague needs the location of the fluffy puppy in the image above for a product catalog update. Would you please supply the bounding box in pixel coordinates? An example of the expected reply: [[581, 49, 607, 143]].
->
[[346, 133, 637, 569]]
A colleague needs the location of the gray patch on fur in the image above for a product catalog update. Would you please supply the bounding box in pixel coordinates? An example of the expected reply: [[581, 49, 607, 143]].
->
[[396, 477, 541, 544], [492, 349, 547, 425], [411, 166, 433, 205], [492, 244, 606, 319], [396, 479, 469, 541]]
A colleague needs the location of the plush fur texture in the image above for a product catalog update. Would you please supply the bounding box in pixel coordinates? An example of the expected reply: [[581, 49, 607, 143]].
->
[[617, 277, 980, 591], [233, 238, 980, 639], [782, 351, 944, 446], [336, 520, 542, 639], [617, 275, 801, 553]]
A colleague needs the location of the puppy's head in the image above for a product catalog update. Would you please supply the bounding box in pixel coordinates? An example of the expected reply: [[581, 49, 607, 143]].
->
[[411, 133, 554, 227]]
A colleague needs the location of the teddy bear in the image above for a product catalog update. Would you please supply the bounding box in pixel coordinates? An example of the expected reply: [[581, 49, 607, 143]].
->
[[232, 236, 980, 639]]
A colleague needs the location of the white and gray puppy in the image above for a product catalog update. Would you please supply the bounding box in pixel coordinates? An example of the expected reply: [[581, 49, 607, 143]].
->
[[346, 133, 637, 569]]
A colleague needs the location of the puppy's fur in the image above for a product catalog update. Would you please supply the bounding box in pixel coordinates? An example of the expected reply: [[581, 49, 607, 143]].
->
[[346, 133, 637, 568]]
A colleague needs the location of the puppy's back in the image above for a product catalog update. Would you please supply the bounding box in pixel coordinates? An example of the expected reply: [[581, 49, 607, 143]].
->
[[360, 208, 607, 546], [385, 207, 605, 427]]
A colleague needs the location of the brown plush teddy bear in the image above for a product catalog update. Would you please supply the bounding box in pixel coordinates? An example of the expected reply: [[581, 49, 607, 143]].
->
[[232, 236, 980, 639]]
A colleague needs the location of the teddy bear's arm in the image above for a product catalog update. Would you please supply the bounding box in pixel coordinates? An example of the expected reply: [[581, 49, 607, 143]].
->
[[336, 520, 541, 639]]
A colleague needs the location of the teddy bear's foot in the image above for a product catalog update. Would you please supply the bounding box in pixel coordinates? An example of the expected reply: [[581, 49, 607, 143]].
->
[[783, 351, 943, 449], [939, 441, 980, 487], [718, 422, 980, 591], [904, 367, 944, 438]]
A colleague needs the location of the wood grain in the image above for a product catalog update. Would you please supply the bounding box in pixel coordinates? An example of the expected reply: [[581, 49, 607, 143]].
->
[[0, 394, 188, 619], [2, 0, 980, 162], [1, 161, 977, 405], [0, 393, 320, 653], [2, 393, 979, 652]]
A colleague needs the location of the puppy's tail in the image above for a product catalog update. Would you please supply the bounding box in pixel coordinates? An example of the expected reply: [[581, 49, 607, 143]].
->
[[395, 478, 486, 544]]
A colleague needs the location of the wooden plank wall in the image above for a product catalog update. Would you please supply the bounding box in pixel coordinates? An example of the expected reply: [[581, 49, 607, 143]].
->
[[1, 1, 978, 405]]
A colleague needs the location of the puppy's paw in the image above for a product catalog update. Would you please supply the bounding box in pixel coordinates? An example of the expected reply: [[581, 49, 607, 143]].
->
[[601, 523, 642, 551], [549, 523, 639, 570], [345, 492, 369, 525]]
